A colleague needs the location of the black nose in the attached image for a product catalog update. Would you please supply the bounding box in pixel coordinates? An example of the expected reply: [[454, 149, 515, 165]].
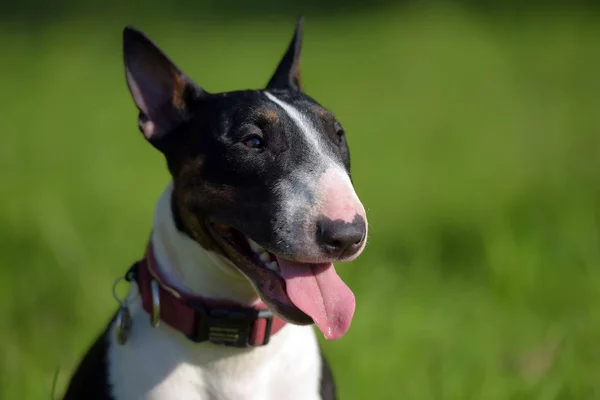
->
[[316, 216, 366, 259]]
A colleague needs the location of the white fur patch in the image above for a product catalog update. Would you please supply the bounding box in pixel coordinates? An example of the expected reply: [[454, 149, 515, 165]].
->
[[264, 92, 327, 159], [107, 183, 324, 400], [264, 92, 366, 249]]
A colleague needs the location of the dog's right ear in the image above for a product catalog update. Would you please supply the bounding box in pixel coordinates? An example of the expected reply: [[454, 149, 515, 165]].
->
[[266, 17, 304, 91], [123, 26, 203, 146]]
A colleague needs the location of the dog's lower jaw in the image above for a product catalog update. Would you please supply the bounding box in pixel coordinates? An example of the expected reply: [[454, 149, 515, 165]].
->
[[151, 181, 260, 304]]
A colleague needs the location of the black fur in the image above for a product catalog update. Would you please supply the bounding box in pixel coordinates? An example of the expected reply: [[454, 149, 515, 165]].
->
[[123, 23, 356, 264], [63, 317, 114, 400], [319, 349, 337, 400]]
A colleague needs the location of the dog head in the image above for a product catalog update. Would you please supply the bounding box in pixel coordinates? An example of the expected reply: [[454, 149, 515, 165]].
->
[[123, 18, 367, 339]]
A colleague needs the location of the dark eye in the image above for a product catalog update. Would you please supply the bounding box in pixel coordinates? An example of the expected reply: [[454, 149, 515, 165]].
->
[[242, 135, 264, 150], [336, 129, 346, 144]]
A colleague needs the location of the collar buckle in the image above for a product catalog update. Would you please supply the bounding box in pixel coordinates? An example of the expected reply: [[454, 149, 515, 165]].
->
[[186, 300, 274, 348]]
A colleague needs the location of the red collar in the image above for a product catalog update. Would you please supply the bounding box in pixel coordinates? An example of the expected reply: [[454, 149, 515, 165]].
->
[[132, 242, 286, 347]]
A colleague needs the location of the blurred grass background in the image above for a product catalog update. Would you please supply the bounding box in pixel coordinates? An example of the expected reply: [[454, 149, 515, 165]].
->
[[2, 1, 600, 399]]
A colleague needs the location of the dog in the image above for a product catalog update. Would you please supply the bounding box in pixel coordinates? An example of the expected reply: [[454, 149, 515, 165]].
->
[[63, 17, 368, 400]]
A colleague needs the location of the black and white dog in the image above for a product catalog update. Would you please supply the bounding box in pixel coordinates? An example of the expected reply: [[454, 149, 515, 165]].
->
[[63, 18, 368, 400]]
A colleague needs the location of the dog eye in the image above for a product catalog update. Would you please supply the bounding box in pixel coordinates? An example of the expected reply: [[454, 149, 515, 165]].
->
[[336, 129, 346, 143], [243, 135, 264, 150]]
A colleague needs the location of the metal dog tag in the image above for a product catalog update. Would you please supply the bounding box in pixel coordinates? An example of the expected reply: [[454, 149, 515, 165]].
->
[[112, 275, 135, 345], [115, 304, 133, 345]]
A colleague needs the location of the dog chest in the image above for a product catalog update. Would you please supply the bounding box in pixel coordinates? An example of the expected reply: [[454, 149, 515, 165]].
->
[[107, 317, 324, 400]]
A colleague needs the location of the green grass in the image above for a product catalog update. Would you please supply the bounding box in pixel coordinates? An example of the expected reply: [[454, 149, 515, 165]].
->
[[2, 4, 600, 399]]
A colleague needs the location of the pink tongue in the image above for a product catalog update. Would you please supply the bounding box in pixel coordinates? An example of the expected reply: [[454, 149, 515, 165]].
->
[[275, 257, 356, 340]]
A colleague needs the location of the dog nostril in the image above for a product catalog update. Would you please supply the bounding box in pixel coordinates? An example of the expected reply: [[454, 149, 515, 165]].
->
[[317, 216, 366, 257], [325, 238, 343, 249]]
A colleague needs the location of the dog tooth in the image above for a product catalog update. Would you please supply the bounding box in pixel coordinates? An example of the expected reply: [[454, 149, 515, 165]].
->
[[266, 261, 279, 271], [259, 252, 271, 262], [248, 238, 264, 253]]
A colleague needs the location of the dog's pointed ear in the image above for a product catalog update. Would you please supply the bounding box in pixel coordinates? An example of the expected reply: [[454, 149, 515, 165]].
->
[[123, 26, 203, 145], [266, 17, 304, 91]]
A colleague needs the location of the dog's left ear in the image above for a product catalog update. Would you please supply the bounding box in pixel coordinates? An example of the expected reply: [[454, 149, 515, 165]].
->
[[123, 26, 204, 148], [266, 17, 304, 92]]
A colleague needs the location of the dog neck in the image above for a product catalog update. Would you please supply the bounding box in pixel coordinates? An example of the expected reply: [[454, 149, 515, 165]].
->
[[149, 181, 260, 305]]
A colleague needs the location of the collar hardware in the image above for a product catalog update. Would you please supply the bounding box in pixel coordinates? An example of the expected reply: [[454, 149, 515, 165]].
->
[[150, 279, 161, 328], [186, 300, 274, 348]]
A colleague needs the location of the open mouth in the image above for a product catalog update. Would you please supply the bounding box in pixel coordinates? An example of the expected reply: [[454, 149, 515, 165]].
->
[[207, 221, 356, 340]]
